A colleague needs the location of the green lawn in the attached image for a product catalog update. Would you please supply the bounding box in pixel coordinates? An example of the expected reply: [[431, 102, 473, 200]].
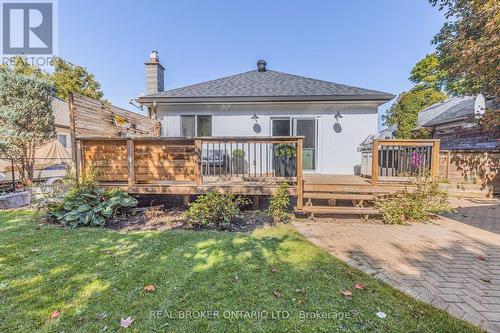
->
[[0, 210, 482, 332]]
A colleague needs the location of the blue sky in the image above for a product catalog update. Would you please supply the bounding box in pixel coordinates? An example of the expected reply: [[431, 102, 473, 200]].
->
[[58, 0, 445, 128]]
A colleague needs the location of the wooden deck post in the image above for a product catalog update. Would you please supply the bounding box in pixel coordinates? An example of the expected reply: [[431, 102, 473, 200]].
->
[[127, 139, 135, 186], [371, 140, 379, 185], [194, 139, 202, 186], [296, 138, 304, 210], [431, 140, 440, 180]]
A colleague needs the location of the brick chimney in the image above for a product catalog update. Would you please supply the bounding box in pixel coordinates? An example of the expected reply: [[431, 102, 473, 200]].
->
[[145, 50, 164, 94]]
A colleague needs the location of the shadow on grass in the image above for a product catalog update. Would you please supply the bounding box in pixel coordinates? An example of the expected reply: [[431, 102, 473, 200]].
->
[[0, 210, 483, 332]]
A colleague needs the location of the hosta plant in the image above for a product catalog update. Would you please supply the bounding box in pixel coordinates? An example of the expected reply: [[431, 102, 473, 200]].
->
[[45, 186, 137, 227]]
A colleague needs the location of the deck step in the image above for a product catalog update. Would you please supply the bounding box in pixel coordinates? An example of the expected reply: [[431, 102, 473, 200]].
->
[[303, 193, 376, 200], [303, 184, 407, 194], [296, 206, 379, 215]]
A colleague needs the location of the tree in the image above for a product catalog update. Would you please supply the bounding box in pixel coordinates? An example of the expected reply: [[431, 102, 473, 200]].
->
[[0, 55, 104, 101], [383, 88, 447, 139], [384, 54, 449, 138], [50, 56, 104, 101], [430, 0, 500, 98], [0, 72, 56, 185]]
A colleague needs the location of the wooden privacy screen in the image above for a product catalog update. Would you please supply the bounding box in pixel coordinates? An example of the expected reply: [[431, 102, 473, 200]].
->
[[440, 150, 499, 193], [82, 140, 128, 182], [69, 93, 160, 138], [134, 140, 198, 182], [80, 139, 199, 183]]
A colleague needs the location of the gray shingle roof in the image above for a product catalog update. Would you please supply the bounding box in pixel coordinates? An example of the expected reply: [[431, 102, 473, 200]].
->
[[416, 96, 476, 128], [140, 69, 394, 102]]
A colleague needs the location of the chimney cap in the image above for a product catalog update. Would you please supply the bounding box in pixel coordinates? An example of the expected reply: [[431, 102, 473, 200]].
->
[[150, 50, 159, 62], [257, 60, 267, 72]]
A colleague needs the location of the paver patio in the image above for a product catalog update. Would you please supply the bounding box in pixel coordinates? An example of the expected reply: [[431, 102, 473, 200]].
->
[[293, 198, 500, 332]]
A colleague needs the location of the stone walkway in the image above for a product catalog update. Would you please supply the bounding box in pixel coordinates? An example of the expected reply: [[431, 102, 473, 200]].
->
[[293, 198, 500, 332]]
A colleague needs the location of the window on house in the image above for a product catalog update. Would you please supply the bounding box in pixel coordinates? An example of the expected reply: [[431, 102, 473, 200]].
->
[[181, 115, 212, 137], [58, 134, 68, 148], [197, 115, 212, 137], [271, 118, 291, 136], [181, 115, 196, 137]]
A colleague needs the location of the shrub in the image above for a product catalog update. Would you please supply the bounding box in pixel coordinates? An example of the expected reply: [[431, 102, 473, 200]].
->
[[274, 144, 296, 157], [374, 177, 453, 224], [186, 192, 249, 228], [232, 149, 245, 158], [44, 183, 137, 227], [268, 182, 291, 223]]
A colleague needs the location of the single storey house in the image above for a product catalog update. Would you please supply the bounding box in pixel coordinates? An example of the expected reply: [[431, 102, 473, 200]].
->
[[136, 52, 394, 175]]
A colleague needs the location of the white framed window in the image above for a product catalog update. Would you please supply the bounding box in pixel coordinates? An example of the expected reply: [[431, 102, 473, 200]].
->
[[58, 133, 69, 148], [271, 117, 291, 136], [180, 115, 212, 137]]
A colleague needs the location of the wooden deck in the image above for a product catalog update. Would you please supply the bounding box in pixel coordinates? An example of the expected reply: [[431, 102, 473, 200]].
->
[[76, 137, 443, 216]]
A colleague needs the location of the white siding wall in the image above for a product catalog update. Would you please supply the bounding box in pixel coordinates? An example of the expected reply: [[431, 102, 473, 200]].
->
[[157, 102, 378, 174]]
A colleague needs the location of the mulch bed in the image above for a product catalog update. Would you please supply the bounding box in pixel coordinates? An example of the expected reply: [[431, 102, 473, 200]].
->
[[106, 207, 276, 233]]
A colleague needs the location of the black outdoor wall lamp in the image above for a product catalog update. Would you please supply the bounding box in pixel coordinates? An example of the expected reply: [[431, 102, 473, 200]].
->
[[334, 111, 343, 121]]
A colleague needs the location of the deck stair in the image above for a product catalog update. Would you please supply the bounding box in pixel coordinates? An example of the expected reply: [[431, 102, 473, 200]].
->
[[297, 179, 410, 217]]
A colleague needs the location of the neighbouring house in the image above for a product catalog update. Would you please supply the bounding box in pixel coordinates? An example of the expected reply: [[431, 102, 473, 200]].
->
[[52, 97, 72, 155], [416, 94, 499, 194], [136, 51, 394, 174]]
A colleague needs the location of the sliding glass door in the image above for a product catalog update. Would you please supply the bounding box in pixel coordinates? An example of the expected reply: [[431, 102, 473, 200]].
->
[[293, 118, 316, 171], [271, 117, 317, 171]]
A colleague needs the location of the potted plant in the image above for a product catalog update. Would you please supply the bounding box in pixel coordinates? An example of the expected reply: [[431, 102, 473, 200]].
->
[[273, 144, 296, 177], [231, 148, 245, 175]]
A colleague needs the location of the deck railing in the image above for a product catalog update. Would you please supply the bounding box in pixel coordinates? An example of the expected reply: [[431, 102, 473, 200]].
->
[[368, 139, 440, 185], [76, 136, 304, 208], [199, 137, 302, 180]]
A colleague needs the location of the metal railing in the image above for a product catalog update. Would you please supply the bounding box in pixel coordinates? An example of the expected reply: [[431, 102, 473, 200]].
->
[[199, 137, 301, 180]]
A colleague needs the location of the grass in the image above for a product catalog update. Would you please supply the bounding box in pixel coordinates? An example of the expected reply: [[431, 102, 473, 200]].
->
[[0, 210, 482, 332]]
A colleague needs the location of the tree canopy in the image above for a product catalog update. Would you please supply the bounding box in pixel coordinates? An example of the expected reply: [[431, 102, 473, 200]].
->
[[0, 56, 104, 101], [430, 0, 499, 98], [383, 54, 449, 138], [0, 72, 56, 185]]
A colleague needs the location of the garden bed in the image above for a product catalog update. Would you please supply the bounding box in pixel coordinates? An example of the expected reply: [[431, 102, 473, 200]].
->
[[106, 207, 275, 233]]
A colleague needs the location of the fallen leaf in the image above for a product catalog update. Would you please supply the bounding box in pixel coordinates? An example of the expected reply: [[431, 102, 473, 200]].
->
[[346, 270, 354, 278], [480, 277, 491, 283], [273, 291, 282, 298], [294, 288, 305, 293], [341, 290, 352, 298], [354, 283, 365, 290], [120, 317, 134, 328], [50, 311, 60, 320], [271, 267, 279, 273], [235, 276, 239, 281], [476, 255, 486, 261], [143, 284, 156, 293], [376, 311, 387, 319]]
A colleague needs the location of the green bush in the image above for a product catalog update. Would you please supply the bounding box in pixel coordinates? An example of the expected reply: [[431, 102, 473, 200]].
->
[[268, 182, 292, 223], [186, 192, 249, 228], [45, 184, 137, 227], [274, 144, 296, 157], [374, 177, 453, 224], [232, 148, 245, 158]]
